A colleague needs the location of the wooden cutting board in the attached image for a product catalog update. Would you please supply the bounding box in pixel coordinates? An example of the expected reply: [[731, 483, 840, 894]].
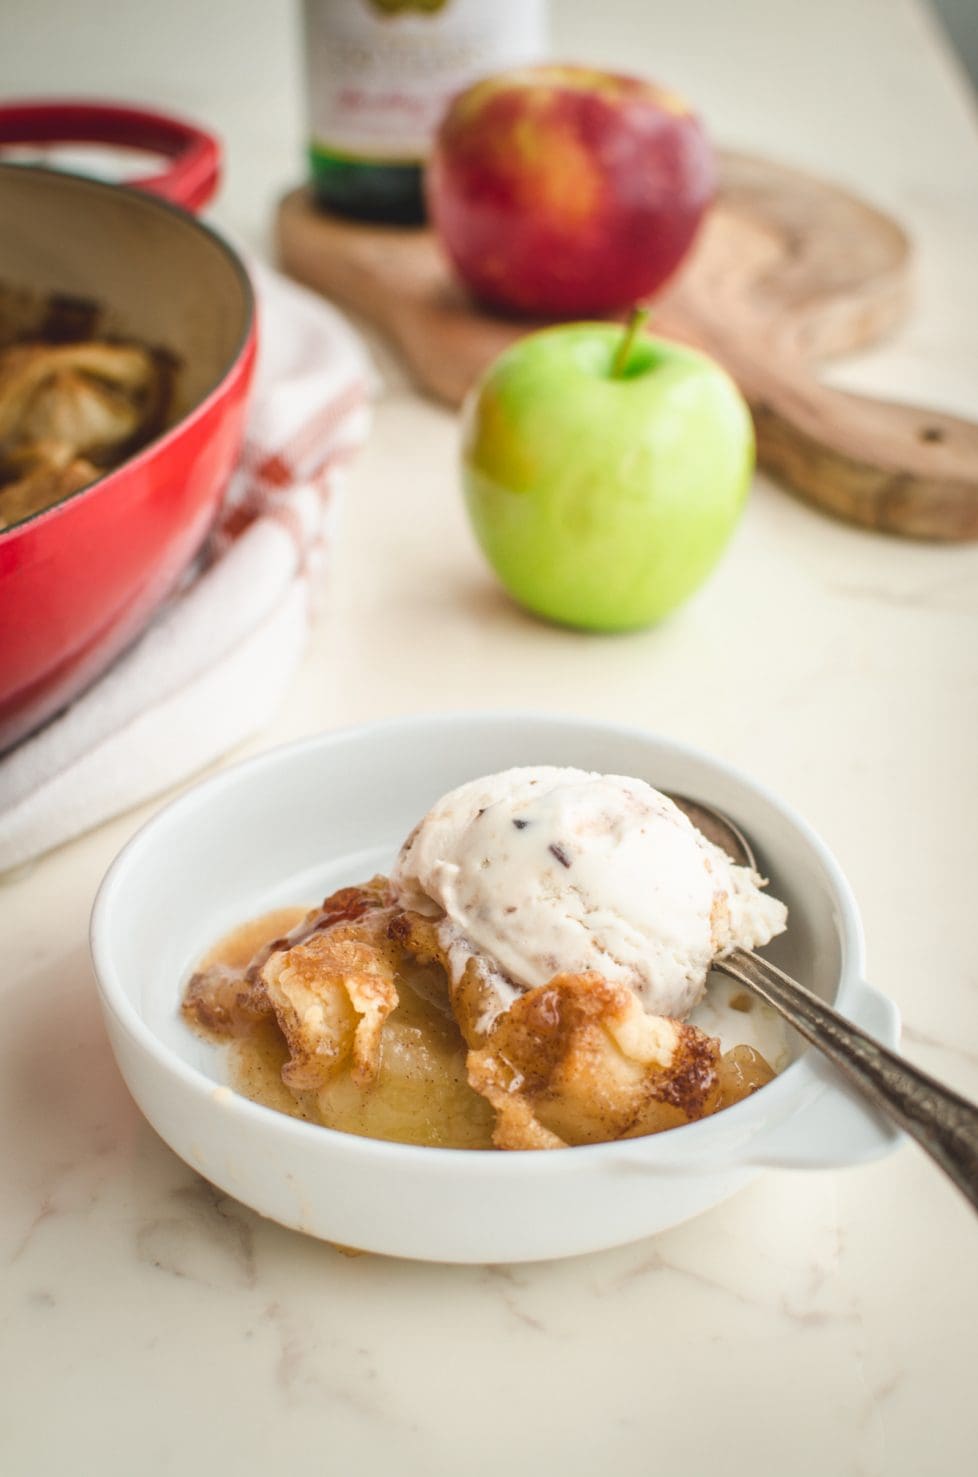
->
[[277, 152, 978, 541]]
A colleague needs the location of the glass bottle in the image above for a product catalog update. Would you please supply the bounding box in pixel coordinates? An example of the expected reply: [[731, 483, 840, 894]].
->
[[302, 0, 548, 224]]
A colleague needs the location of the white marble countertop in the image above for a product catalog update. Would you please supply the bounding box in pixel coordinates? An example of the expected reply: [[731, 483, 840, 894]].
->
[[2, 1, 977, 1472]]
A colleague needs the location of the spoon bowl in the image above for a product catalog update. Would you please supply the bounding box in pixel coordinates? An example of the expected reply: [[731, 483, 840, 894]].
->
[[669, 793, 757, 869]]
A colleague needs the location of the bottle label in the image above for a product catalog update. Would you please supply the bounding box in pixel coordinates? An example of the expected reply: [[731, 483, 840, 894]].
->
[[303, 0, 547, 164]]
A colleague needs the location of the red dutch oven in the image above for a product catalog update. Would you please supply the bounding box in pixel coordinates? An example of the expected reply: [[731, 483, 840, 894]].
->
[[0, 102, 257, 751]]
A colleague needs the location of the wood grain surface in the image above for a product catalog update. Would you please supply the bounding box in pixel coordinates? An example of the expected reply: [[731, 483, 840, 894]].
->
[[277, 152, 978, 541]]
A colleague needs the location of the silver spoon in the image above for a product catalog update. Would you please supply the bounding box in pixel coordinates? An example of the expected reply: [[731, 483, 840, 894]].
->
[[670, 794, 978, 1214]]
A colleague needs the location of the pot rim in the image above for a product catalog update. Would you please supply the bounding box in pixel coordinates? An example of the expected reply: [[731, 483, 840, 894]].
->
[[0, 161, 256, 542]]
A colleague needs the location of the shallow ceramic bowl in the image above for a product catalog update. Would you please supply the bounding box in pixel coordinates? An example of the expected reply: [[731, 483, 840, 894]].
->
[[91, 713, 901, 1264]]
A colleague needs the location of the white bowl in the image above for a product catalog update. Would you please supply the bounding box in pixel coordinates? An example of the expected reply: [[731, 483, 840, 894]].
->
[[91, 713, 901, 1264]]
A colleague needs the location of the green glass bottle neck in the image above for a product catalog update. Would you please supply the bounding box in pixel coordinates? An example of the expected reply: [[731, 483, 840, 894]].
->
[[309, 145, 426, 225]]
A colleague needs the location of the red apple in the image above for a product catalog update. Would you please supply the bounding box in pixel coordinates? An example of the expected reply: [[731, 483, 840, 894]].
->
[[426, 64, 716, 318]]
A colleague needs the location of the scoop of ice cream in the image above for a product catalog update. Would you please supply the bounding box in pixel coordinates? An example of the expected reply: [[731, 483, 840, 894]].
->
[[392, 766, 787, 1024]]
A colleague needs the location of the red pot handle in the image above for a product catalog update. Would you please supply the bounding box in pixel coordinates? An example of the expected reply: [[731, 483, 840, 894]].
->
[[0, 99, 220, 213]]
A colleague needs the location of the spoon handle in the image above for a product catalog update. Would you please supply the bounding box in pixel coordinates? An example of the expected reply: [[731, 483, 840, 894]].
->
[[718, 947, 978, 1213]]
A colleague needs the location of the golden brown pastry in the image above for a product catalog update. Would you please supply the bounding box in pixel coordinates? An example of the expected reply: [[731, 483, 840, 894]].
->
[[389, 908, 505, 1050], [0, 452, 99, 529], [0, 340, 164, 528], [466, 971, 722, 1150], [183, 876, 775, 1154], [183, 879, 392, 1040], [261, 904, 401, 1090], [0, 342, 156, 443]]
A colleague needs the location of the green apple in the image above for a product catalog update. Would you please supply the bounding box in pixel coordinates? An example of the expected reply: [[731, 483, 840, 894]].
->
[[460, 316, 755, 631]]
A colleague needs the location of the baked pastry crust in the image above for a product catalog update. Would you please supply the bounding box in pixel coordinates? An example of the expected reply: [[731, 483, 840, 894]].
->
[[0, 340, 165, 527], [183, 879, 391, 1039], [467, 972, 722, 1149], [185, 878, 740, 1150], [262, 905, 401, 1090], [389, 908, 511, 1048]]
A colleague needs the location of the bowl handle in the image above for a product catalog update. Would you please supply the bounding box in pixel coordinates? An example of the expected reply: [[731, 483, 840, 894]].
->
[[748, 979, 904, 1169], [0, 99, 220, 213]]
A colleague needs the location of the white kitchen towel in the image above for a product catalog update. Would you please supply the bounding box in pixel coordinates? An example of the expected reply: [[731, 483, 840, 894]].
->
[[0, 260, 373, 872]]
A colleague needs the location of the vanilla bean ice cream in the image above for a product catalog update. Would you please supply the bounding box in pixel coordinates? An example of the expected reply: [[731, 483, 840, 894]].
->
[[392, 766, 787, 1024]]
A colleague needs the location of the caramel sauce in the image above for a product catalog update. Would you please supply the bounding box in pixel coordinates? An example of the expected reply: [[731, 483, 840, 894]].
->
[[198, 907, 308, 973], [204, 910, 495, 1151]]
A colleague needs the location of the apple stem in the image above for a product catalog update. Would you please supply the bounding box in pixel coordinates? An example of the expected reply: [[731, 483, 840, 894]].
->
[[611, 306, 651, 378]]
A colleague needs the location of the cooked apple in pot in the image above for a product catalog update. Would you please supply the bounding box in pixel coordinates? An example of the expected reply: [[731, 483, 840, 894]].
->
[[0, 334, 171, 529]]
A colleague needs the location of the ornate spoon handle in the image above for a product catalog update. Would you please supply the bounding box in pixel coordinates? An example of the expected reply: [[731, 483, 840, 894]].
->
[[717, 947, 978, 1213]]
